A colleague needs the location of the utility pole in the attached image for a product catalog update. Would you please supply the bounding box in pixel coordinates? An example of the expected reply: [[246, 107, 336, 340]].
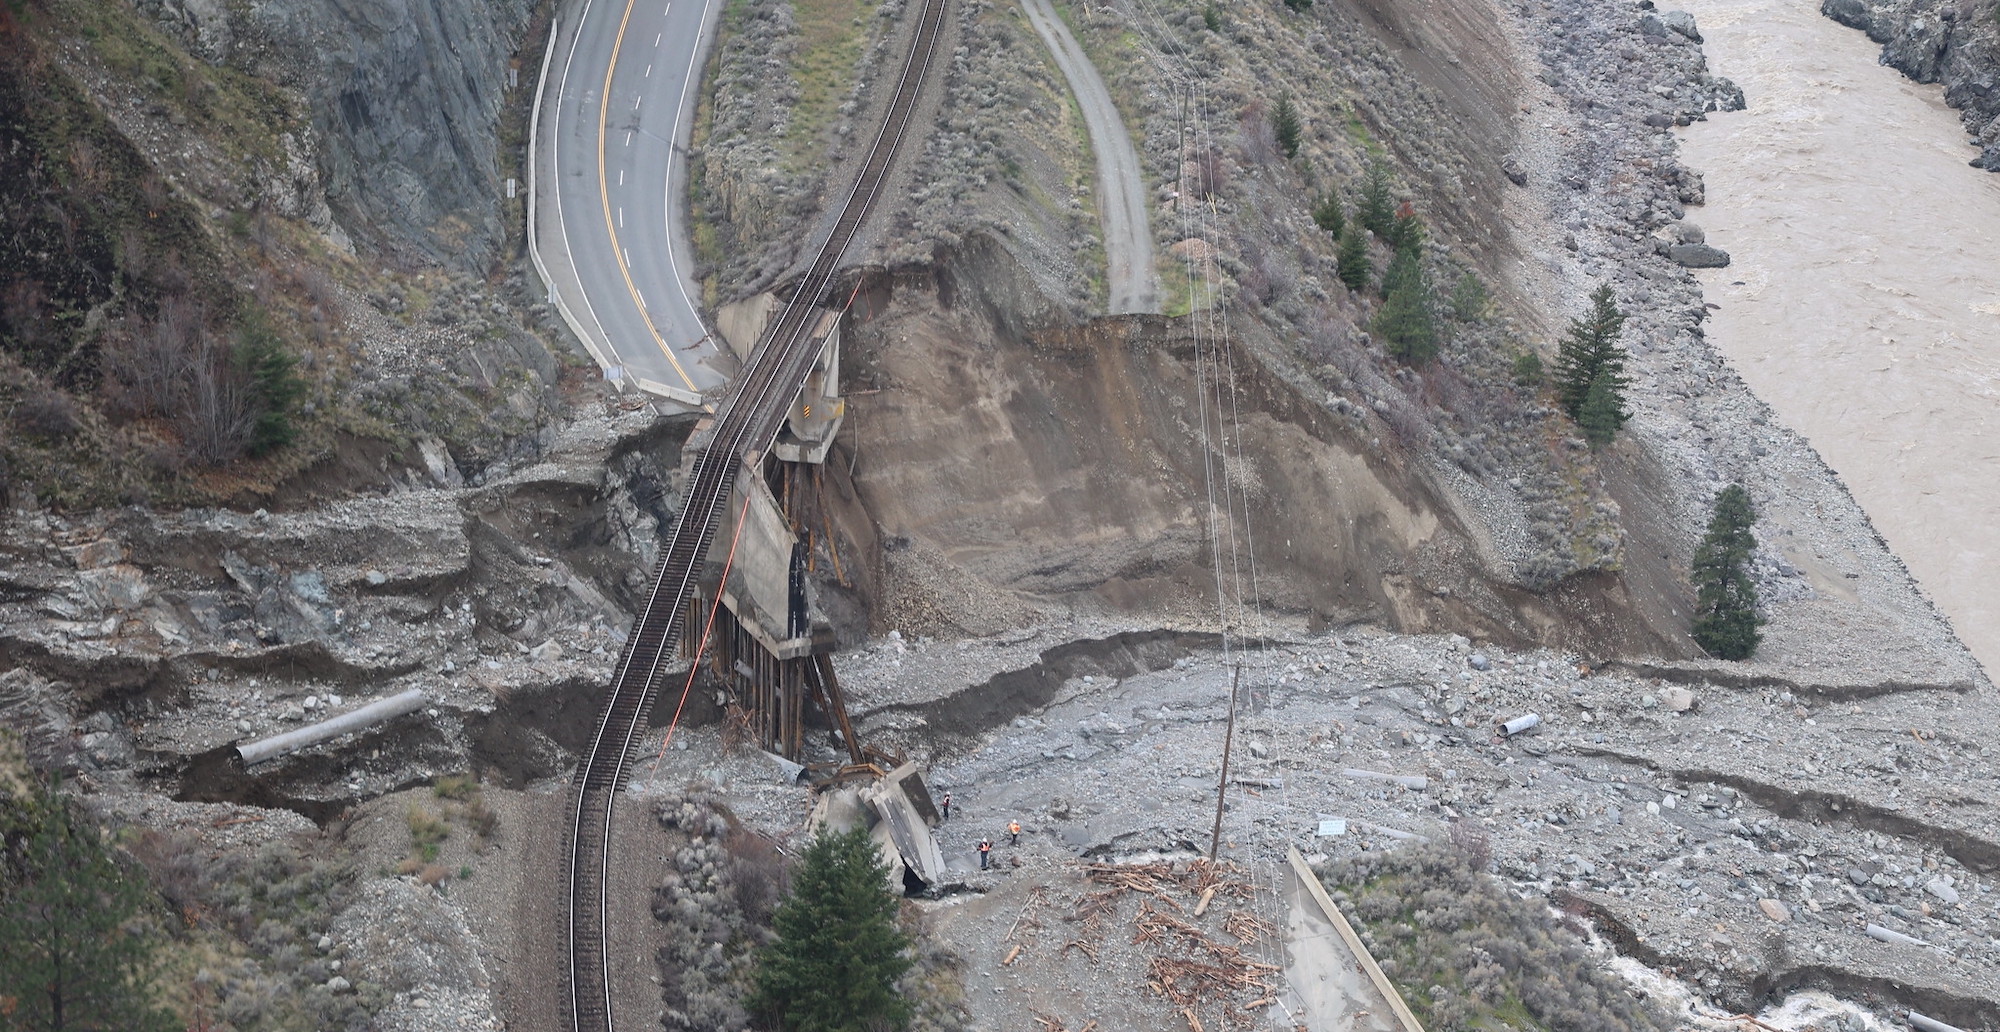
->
[[1208, 663, 1242, 861]]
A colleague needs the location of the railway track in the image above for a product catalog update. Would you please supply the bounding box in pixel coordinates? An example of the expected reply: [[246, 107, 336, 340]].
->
[[563, 0, 947, 1027]]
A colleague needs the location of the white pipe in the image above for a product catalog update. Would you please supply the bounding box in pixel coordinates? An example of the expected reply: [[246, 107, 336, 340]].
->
[[1342, 768, 1429, 791], [236, 689, 428, 766], [1909, 1013, 1967, 1032], [1864, 924, 1930, 947], [1500, 713, 1541, 736]]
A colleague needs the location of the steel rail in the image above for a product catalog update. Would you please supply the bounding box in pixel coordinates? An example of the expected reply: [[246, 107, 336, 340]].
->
[[562, 0, 947, 1026]]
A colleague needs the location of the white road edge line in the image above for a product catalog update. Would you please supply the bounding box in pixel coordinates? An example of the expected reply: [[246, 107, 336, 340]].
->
[[662, 0, 721, 332], [537, 0, 627, 388]]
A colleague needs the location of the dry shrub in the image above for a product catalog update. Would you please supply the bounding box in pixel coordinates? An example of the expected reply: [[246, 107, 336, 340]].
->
[[417, 863, 451, 886], [462, 797, 498, 845], [724, 827, 789, 927], [395, 857, 423, 876], [1237, 101, 1278, 167], [1378, 394, 1430, 446], [12, 386, 80, 441], [1447, 820, 1491, 872], [1320, 842, 1671, 1032], [1191, 147, 1229, 200], [298, 266, 344, 325], [102, 293, 203, 419], [126, 828, 215, 922]]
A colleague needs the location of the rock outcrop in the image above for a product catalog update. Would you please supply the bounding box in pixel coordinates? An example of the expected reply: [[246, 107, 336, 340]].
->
[[1822, 0, 2000, 170], [139, 0, 537, 268]]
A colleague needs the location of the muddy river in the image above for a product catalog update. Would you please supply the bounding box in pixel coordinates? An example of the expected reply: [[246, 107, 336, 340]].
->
[[1673, 0, 2000, 678]]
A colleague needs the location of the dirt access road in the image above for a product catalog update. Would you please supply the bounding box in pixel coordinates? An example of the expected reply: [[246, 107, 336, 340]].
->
[[1018, 0, 1159, 315]]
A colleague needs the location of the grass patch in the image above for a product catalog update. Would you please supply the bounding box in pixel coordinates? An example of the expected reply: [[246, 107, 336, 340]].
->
[[1317, 836, 1671, 1032], [405, 805, 448, 864], [781, 0, 877, 164]]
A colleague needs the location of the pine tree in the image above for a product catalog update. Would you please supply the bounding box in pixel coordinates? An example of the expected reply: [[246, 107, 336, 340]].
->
[[1388, 211, 1425, 255], [1357, 159, 1395, 239], [1510, 350, 1544, 387], [748, 825, 911, 1032], [1272, 95, 1302, 160], [1336, 222, 1370, 293], [234, 321, 304, 457], [1552, 284, 1630, 420], [1690, 484, 1763, 660], [1449, 272, 1489, 322], [1577, 369, 1627, 445], [1312, 193, 1344, 236], [1373, 250, 1437, 363], [0, 783, 175, 1032]]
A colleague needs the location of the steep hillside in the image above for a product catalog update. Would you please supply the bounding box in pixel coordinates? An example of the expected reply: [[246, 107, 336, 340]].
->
[[0, 0, 573, 511]]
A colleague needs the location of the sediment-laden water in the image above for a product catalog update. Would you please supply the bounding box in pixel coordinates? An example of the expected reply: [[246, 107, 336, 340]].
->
[[1675, 0, 2000, 678]]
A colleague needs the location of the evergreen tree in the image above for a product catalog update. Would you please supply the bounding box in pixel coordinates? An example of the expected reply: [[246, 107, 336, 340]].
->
[[1312, 193, 1344, 236], [1510, 350, 1544, 387], [1388, 211, 1425, 255], [748, 825, 911, 1032], [1552, 284, 1630, 420], [1282, 0, 1313, 11], [1373, 250, 1437, 363], [1690, 484, 1763, 660], [232, 310, 305, 457], [0, 783, 175, 1032], [1357, 159, 1395, 239], [1448, 272, 1489, 322], [1272, 95, 1302, 160], [1577, 369, 1627, 445], [1336, 222, 1370, 293]]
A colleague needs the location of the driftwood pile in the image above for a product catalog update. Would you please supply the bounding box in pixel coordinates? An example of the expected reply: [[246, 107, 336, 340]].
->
[[1070, 858, 1282, 1031]]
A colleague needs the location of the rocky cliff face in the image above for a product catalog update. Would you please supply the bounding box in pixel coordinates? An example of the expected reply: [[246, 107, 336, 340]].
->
[[1822, 0, 2000, 169], [141, 0, 537, 268]]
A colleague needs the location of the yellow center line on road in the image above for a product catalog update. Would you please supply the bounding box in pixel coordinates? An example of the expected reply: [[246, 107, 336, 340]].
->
[[598, 0, 699, 392]]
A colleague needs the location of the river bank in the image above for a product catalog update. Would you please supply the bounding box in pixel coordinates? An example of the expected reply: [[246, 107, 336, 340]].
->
[[1674, 0, 2000, 680]]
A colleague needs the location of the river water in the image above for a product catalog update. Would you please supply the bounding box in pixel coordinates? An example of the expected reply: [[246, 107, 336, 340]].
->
[[1672, 0, 2000, 679]]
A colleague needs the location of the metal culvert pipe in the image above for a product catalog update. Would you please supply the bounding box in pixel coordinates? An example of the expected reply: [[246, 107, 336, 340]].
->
[[235, 689, 428, 767]]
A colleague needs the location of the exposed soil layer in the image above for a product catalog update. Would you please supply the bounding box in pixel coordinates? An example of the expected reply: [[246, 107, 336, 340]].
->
[[836, 254, 1694, 658]]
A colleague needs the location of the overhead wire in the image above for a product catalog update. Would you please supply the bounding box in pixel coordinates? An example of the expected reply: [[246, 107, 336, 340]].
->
[[1087, 0, 1305, 1017]]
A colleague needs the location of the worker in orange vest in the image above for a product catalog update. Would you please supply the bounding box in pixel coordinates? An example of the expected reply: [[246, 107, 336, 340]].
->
[[1008, 820, 1021, 845], [978, 839, 992, 870]]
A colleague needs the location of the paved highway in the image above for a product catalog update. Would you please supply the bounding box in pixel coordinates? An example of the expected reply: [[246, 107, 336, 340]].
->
[[531, 0, 731, 403]]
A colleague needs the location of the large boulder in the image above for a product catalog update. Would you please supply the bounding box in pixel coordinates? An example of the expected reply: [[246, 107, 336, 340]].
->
[[1659, 10, 1703, 42], [1667, 242, 1732, 268]]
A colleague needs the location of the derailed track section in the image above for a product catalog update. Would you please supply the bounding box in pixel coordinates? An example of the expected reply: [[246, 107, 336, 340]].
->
[[563, 0, 947, 1027]]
